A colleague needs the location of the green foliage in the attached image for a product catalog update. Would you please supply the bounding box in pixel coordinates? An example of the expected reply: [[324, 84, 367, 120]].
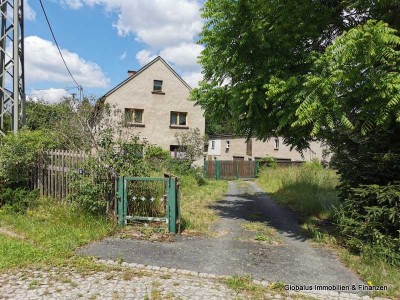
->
[[174, 128, 206, 163], [145, 145, 170, 162], [0, 198, 114, 269], [256, 164, 339, 218], [25, 100, 69, 131], [335, 184, 400, 266], [0, 188, 39, 213], [259, 155, 277, 168], [294, 20, 400, 138], [0, 129, 58, 187], [69, 133, 150, 215]]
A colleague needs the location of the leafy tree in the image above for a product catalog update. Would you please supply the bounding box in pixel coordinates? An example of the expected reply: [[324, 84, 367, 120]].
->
[[193, 0, 400, 148], [25, 100, 69, 131], [174, 128, 206, 163], [0, 129, 59, 187]]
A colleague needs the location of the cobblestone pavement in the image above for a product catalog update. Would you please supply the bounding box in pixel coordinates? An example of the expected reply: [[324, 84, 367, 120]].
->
[[0, 262, 388, 300]]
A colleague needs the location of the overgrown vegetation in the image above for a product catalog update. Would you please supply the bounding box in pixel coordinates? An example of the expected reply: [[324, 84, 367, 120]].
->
[[180, 175, 227, 234], [257, 165, 400, 298], [257, 163, 339, 218], [0, 198, 114, 270]]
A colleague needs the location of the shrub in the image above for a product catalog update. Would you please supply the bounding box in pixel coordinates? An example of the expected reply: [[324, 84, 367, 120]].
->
[[68, 132, 150, 215], [0, 129, 58, 187], [334, 183, 400, 266], [0, 188, 39, 213]]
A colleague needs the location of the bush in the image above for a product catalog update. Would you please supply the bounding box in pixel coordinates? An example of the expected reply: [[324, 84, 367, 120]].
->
[[334, 183, 400, 266], [0, 129, 58, 187], [0, 188, 39, 213], [68, 132, 151, 215]]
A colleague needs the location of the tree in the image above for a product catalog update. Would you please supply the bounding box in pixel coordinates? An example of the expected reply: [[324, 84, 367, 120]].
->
[[193, 0, 400, 149], [174, 128, 206, 163]]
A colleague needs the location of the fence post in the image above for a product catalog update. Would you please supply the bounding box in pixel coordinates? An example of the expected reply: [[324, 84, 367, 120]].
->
[[117, 177, 125, 226], [215, 160, 221, 180], [255, 160, 259, 177], [236, 161, 239, 179], [203, 159, 207, 178]]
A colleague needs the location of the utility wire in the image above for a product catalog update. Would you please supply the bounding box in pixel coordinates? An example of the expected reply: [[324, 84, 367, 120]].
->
[[38, 0, 83, 98]]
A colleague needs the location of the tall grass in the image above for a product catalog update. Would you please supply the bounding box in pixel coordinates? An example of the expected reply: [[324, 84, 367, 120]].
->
[[256, 163, 339, 218], [0, 198, 115, 270], [180, 175, 228, 234]]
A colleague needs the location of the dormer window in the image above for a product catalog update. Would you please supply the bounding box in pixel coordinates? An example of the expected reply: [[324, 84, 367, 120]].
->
[[153, 80, 163, 92]]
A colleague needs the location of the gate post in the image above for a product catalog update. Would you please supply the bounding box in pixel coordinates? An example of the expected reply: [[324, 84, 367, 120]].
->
[[203, 159, 207, 178], [216, 160, 221, 180], [236, 161, 239, 179], [255, 160, 259, 177], [168, 177, 178, 234], [117, 176, 125, 226]]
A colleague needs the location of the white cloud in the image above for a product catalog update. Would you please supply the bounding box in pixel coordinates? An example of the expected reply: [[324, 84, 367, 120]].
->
[[182, 71, 203, 88], [28, 88, 71, 104], [59, 0, 202, 49], [119, 51, 127, 60], [25, 0, 36, 21], [25, 36, 110, 88], [135, 43, 203, 87], [59, 0, 205, 87], [160, 43, 203, 72], [135, 50, 157, 67]]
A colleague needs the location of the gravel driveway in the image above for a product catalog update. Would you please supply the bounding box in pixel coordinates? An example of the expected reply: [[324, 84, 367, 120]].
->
[[78, 181, 363, 290]]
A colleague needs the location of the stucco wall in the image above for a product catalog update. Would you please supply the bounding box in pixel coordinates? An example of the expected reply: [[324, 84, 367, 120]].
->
[[104, 59, 205, 151], [207, 137, 328, 162]]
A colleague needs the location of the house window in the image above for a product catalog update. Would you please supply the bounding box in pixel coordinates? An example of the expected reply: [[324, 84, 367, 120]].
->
[[153, 80, 163, 92], [125, 108, 144, 126], [211, 140, 215, 150], [170, 111, 188, 127], [274, 138, 279, 150]]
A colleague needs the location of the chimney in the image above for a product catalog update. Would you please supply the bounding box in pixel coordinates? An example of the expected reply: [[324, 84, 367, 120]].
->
[[127, 70, 137, 77]]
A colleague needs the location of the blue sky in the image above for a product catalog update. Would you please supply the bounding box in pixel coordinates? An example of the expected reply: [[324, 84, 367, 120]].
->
[[24, 0, 204, 102]]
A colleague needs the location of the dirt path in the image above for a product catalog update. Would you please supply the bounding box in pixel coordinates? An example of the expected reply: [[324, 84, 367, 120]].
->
[[78, 181, 363, 289]]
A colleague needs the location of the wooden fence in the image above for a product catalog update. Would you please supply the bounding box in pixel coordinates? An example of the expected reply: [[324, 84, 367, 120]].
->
[[204, 160, 259, 179], [31, 150, 88, 199]]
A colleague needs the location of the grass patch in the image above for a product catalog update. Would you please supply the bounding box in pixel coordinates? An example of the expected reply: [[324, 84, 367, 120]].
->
[[0, 198, 115, 270], [340, 250, 400, 299], [180, 175, 228, 234], [241, 222, 282, 244], [223, 275, 266, 298], [256, 164, 339, 218]]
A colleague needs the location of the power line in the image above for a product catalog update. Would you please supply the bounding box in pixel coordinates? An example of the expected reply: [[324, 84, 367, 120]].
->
[[38, 0, 83, 98]]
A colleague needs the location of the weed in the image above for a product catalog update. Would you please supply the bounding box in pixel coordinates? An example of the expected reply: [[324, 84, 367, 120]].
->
[[28, 279, 40, 290], [268, 281, 285, 291], [180, 176, 228, 234], [150, 288, 162, 300], [256, 165, 339, 218], [254, 233, 270, 242], [116, 255, 124, 265], [223, 275, 266, 298], [241, 222, 282, 244]]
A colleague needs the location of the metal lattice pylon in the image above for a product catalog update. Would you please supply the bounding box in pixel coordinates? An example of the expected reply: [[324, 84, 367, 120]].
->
[[0, 0, 24, 135]]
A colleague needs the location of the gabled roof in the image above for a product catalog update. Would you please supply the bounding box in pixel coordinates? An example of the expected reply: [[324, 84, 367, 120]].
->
[[103, 56, 192, 98]]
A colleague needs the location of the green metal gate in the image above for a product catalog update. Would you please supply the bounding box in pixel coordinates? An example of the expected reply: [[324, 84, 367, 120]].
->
[[117, 175, 180, 234]]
